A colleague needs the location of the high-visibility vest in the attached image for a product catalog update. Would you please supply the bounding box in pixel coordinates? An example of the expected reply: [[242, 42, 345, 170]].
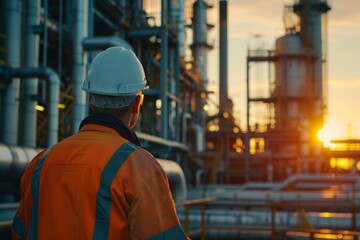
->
[[12, 123, 188, 240]]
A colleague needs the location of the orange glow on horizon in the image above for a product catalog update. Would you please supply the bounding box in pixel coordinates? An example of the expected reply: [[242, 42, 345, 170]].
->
[[317, 122, 347, 148]]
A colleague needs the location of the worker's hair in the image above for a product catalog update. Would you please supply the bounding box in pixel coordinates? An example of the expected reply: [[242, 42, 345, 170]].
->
[[91, 104, 132, 116], [90, 93, 137, 109], [89, 93, 135, 116]]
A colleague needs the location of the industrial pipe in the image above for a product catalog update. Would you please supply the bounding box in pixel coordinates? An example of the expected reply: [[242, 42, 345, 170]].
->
[[82, 36, 134, 51], [2, 0, 22, 145], [219, 0, 228, 121], [158, 159, 187, 203], [6, 67, 60, 147], [72, 0, 88, 133], [0, 144, 39, 181], [22, 0, 40, 147], [171, 0, 185, 58], [192, 0, 210, 82], [0, 147, 186, 203]]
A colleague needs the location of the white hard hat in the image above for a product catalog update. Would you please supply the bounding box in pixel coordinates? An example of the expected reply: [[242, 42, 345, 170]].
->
[[82, 47, 148, 96]]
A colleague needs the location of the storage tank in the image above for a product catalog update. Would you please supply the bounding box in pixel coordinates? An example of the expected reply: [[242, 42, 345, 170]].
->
[[275, 33, 309, 129], [275, 33, 311, 156]]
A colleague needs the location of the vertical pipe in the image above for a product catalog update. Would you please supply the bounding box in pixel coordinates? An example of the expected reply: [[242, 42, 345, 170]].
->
[[88, 0, 94, 38], [174, 41, 181, 141], [160, 0, 169, 139], [42, 0, 48, 68], [297, 0, 330, 157], [171, 0, 185, 58], [21, 0, 40, 147], [86, 0, 94, 119], [191, 0, 211, 152], [306, 0, 323, 156], [192, 0, 209, 82], [9, 68, 60, 146], [72, 0, 88, 133], [58, 0, 63, 80], [3, 0, 22, 145], [219, 0, 228, 119], [41, 0, 49, 101]]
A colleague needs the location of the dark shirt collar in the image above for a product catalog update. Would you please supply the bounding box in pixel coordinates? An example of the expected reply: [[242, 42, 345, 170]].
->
[[79, 112, 142, 146]]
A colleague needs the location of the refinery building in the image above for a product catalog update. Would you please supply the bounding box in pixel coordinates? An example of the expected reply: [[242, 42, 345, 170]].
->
[[1, 0, 359, 239]]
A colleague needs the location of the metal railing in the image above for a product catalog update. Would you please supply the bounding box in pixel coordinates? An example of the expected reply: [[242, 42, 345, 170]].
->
[[176, 197, 218, 240], [179, 197, 360, 240]]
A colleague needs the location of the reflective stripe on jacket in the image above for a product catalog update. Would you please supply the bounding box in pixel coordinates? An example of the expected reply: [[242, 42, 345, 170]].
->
[[12, 115, 188, 240]]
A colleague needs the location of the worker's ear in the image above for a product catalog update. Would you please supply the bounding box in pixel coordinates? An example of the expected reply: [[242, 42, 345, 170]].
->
[[131, 94, 143, 115], [129, 95, 143, 128]]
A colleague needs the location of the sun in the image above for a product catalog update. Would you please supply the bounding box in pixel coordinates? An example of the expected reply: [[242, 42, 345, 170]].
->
[[317, 121, 347, 148]]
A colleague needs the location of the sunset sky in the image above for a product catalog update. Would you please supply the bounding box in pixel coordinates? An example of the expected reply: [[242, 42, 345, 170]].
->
[[204, 0, 360, 139]]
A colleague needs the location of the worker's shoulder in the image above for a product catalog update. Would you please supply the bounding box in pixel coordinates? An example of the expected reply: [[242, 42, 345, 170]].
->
[[118, 146, 166, 186], [129, 145, 155, 161], [22, 148, 48, 178], [125, 145, 162, 168]]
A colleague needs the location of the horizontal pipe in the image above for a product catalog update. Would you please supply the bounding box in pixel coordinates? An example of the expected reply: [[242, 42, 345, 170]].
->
[[0, 144, 39, 181], [82, 36, 134, 51], [0, 144, 187, 202], [158, 159, 187, 203]]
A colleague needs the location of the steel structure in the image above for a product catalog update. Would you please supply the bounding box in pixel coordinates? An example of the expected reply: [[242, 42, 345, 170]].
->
[[0, 0, 216, 210], [1, 1, 360, 239], [244, 0, 331, 182]]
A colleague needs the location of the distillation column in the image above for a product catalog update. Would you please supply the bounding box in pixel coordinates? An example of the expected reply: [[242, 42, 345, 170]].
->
[[218, 0, 230, 129], [191, 0, 213, 152], [296, 0, 330, 172]]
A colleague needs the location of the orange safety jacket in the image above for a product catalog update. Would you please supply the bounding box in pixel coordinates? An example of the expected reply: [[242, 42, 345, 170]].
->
[[12, 113, 189, 240]]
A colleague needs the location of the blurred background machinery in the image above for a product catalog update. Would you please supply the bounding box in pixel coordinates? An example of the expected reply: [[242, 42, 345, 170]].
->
[[1, 0, 360, 238]]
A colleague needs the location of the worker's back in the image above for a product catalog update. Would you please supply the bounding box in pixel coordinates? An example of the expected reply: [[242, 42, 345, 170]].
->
[[13, 122, 186, 239]]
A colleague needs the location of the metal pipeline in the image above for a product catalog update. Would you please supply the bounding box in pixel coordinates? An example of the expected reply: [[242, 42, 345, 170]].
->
[[219, 0, 228, 120], [171, 0, 185, 58], [2, 0, 22, 145], [158, 159, 187, 203], [0, 147, 187, 204], [0, 144, 39, 182], [72, 0, 88, 133], [82, 36, 134, 52], [21, 0, 40, 147], [192, 0, 210, 82], [5, 67, 60, 146]]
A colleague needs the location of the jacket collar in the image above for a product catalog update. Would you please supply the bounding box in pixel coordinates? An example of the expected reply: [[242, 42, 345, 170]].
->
[[79, 112, 142, 146]]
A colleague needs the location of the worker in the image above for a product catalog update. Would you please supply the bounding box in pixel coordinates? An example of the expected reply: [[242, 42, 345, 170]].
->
[[12, 47, 189, 240]]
